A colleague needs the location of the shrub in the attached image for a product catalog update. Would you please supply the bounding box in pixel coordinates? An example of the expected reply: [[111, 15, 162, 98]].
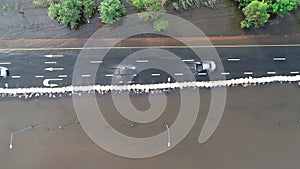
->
[[234, 0, 254, 8], [130, 0, 146, 10], [99, 0, 126, 24], [153, 19, 168, 32], [56, 0, 82, 29], [83, 0, 96, 18], [272, 0, 299, 17], [240, 0, 270, 28], [48, 2, 61, 19], [48, 0, 97, 29]]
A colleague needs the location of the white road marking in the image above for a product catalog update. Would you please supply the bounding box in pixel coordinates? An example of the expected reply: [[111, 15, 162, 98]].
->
[[136, 60, 149, 63], [45, 67, 64, 71], [182, 59, 195, 62], [273, 57, 286, 61], [0, 62, 11, 65], [58, 75, 68, 78], [43, 78, 63, 87], [174, 73, 183, 76], [267, 72, 276, 75], [151, 73, 160, 76], [11, 76, 21, 79], [244, 72, 253, 75], [227, 58, 240, 61], [198, 73, 207, 76], [290, 71, 299, 74], [221, 72, 230, 75], [44, 54, 64, 58], [90, 60, 103, 64], [35, 75, 44, 78], [81, 75, 91, 77], [44, 61, 57, 64], [105, 74, 114, 77]]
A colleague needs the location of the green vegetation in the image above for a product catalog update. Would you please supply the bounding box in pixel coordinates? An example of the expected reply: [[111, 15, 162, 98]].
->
[[240, 0, 270, 28], [98, 0, 126, 24], [3, 3, 16, 11], [33, 0, 50, 8], [48, 0, 96, 29], [272, 0, 299, 17], [137, 0, 168, 32], [235, 0, 299, 28]]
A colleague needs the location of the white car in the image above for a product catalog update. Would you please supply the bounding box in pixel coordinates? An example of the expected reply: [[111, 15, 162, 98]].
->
[[0, 67, 9, 78], [194, 61, 216, 73]]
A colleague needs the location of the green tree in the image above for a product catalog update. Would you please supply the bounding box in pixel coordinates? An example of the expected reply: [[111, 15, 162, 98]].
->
[[240, 0, 270, 28], [272, 0, 299, 17], [99, 0, 126, 24]]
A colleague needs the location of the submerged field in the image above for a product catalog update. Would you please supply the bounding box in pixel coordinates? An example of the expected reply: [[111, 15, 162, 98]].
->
[[0, 84, 299, 169]]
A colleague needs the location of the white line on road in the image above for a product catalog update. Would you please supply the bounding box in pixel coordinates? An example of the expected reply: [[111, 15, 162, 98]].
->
[[227, 58, 240, 61], [81, 75, 91, 77], [58, 75, 68, 78], [35, 75, 44, 78], [90, 60, 103, 64], [244, 72, 253, 75], [44, 61, 57, 64], [182, 59, 195, 62], [105, 74, 114, 77], [11, 76, 21, 79], [0, 62, 11, 65], [151, 73, 160, 76], [267, 71, 276, 75], [198, 73, 207, 76], [290, 71, 299, 74], [273, 57, 286, 61], [136, 60, 149, 63], [221, 72, 230, 75], [174, 73, 183, 76], [45, 67, 64, 71], [44, 54, 64, 58]]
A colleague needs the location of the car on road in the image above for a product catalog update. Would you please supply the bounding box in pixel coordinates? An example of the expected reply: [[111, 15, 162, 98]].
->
[[113, 66, 137, 84], [0, 67, 9, 78], [194, 61, 216, 73]]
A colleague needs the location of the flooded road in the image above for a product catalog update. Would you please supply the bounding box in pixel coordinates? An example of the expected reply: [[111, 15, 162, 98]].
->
[[0, 84, 300, 169]]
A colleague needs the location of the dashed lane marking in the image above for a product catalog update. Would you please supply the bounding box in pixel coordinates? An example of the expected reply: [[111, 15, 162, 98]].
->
[[151, 73, 160, 76], [244, 72, 253, 75], [0, 62, 11, 65], [44, 61, 57, 64], [58, 75, 68, 78], [11, 76, 21, 79], [174, 73, 183, 76], [273, 57, 286, 61], [136, 60, 149, 63], [198, 73, 207, 76], [90, 60, 103, 64], [227, 58, 240, 61]]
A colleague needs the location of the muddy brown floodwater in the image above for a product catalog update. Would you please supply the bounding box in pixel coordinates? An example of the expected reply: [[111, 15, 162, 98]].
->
[[0, 84, 300, 169]]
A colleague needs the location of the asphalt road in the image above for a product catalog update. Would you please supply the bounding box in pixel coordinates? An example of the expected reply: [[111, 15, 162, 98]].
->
[[0, 45, 299, 88]]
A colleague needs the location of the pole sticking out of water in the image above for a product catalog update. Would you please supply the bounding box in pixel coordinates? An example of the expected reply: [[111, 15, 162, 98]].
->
[[166, 124, 171, 147]]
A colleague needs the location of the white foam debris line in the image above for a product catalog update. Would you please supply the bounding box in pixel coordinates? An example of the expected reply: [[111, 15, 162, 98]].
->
[[0, 75, 300, 95]]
